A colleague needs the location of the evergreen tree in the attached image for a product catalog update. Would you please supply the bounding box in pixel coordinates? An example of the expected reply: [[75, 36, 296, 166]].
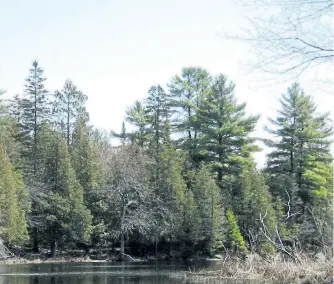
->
[[53, 80, 88, 146], [191, 165, 222, 256], [167, 67, 212, 168], [197, 74, 259, 196], [181, 189, 201, 256], [145, 85, 168, 156], [5, 63, 49, 252], [238, 165, 277, 254], [159, 144, 188, 255], [265, 83, 332, 203], [225, 209, 248, 254], [144, 85, 170, 194], [125, 101, 150, 147], [0, 98, 24, 167], [0, 144, 29, 244], [21, 61, 50, 177], [71, 116, 105, 245], [265, 83, 333, 249], [39, 123, 92, 257]]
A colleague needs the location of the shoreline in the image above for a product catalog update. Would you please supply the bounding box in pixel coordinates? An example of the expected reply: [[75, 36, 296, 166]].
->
[[1, 254, 332, 283], [0, 257, 108, 265], [187, 254, 333, 284]]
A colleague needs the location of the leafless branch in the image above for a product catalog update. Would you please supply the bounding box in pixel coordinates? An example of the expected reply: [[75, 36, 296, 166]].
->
[[223, 0, 333, 83], [259, 211, 298, 261], [283, 189, 302, 220]]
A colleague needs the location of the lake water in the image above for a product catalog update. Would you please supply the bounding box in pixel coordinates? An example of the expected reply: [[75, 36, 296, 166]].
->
[[0, 261, 247, 284]]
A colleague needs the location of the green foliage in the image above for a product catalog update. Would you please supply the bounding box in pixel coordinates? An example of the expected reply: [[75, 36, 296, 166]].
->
[[125, 101, 150, 147], [182, 189, 201, 246], [168, 67, 212, 168], [239, 165, 277, 235], [259, 242, 276, 256], [225, 209, 248, 253], [265, 83, 333, 249], [21, 60, 50, 177], [197, 74, 259, 185], [265, 83, 332, 204], [71, 116, 105, 244], [53, 79, 88, 146], [39, 124, 92, 244], [1, 66, 332, 258], [0, 144, 29, 244], [191, 165, 223, 255], [158, 144, 187, 245]]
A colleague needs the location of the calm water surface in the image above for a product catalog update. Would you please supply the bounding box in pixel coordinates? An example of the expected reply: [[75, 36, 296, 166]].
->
[[0, 261, 249, 284]]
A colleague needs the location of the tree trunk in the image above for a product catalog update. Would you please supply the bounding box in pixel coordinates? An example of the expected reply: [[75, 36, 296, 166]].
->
[[50, 240, 57, 258], [155, 239, 158, 258], [33, 92, 37, 176], [33, 227, 39, 253], [120, 233, 125, 260]]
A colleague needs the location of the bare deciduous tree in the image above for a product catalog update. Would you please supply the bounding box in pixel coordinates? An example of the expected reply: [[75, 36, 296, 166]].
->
[[225, 0, 333, 84], [103, 145, 160, 259]]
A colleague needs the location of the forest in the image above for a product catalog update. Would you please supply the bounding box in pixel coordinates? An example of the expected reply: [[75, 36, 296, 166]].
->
[[0, 61, 332, 261]]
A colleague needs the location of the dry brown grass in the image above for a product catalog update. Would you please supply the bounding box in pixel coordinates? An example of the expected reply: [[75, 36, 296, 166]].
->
[[189, 253, 333, 284]]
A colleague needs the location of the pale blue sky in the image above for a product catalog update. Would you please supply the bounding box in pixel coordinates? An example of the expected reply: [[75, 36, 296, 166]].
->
[[0, 0, 333, 167]]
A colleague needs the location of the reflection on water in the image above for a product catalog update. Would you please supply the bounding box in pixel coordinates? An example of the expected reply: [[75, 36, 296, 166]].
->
[[0, 261, 250, 284]]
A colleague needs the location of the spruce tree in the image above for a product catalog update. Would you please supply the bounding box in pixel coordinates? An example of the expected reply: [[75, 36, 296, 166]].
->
[[145, 85, 168, 154], [53, 80, 88, 146], [21, 60, 50, 177]]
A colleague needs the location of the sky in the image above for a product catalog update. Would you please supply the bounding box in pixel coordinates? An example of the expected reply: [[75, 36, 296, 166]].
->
[[0, 0, 333, 168]]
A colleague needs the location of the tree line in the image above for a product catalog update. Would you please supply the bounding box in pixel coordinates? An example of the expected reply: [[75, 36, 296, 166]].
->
[[0, 62, 332, 259]]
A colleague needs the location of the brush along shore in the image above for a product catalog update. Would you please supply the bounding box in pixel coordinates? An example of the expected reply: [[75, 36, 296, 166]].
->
[[187, 253, 333, 284]]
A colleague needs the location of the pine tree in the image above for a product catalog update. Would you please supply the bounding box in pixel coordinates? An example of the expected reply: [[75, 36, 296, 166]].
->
[[197, 74, 259, 195], [167, 67, 212, 168], [125, 101, 150, 147], [265, 83, 333, 249], [53, 80, 88, 146], [265, 83, 332, 202]]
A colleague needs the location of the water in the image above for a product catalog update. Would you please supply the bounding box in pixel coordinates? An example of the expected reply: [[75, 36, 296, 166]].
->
[[0, 261, 237, 284]]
